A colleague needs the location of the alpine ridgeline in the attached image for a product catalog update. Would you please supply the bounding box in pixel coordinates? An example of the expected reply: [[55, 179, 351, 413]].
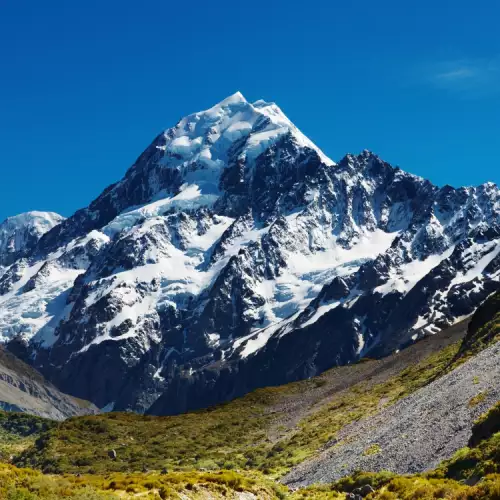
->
[[1, 92, 499, 414]]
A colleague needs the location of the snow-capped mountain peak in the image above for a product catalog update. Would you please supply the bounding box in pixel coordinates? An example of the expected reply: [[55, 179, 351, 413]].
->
[[0, 94, 498, 416], [0, 211, 64, 267], [160, 90, 334, 179]]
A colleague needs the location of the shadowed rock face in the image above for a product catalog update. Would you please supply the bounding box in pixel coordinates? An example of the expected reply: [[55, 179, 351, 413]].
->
[[0, 93, 499, 414]]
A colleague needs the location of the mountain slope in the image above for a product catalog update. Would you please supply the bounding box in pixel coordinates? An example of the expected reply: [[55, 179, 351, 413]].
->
[[0, 92, 498, 414], [2, 408, 499, 500], [0, 212, 64, 268], [12, 314, 481, 476], [283, 289, 500, 487], [0, 346, 98, 420], [8, 292, 499, 500], [283, 328, 500, 487]]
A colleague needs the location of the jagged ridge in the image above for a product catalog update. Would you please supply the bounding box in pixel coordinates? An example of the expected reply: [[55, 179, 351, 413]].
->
[[0, 92, 497, 414]]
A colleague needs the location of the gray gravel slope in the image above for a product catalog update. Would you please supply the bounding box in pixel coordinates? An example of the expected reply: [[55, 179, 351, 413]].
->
[[283, 340, 500, 488], [0, 347, 98, 419]]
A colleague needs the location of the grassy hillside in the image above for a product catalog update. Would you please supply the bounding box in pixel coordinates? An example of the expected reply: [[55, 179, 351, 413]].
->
[[0, 411, 55, 463], [433, 401, 500, 482], [454, 289, 500, 364], [1, 403, 499, 499], [0, 465, 286, 499], [13, 300, 500, 478], [16, 324, 466, 476], [288, 402, 500, 499]]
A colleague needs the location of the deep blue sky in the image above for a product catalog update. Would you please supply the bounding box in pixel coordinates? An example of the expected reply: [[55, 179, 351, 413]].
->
[[1, 0, 499, 222]]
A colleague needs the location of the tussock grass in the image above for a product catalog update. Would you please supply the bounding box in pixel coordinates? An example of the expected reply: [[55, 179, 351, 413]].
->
[[0, 465, 283, 499], [0, 411, 56, 462]]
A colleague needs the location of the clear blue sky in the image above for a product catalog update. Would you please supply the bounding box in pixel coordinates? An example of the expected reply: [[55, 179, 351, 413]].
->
[[1, 0, 499, 221]]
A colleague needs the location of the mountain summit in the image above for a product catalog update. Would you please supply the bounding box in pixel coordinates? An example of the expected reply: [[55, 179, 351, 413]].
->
[[0, 211, 64, 267], [0, 94, 498, 414]]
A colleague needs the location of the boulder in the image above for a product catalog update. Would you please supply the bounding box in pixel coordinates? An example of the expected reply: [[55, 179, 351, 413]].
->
[[360, 484, 375, 497]]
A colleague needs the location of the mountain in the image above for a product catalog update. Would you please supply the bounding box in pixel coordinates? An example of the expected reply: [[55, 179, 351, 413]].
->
[[0, 346, 98, 419], [0, 212, 64, 268], [0, 92, 498, 414]]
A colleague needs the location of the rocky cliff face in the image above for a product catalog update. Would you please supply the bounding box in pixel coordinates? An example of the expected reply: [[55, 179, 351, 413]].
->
[[0, 92, 498, 414]]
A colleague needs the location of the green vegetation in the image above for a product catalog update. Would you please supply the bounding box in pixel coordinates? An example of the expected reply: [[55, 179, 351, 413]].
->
[[0, 412, 55, 463], [16, 391, 274, 475], [2, 462, 500, 499], [289, 473, 500, 499], [0, 412, 55, 438], [15, 339, 463, 477], [0, 465, 283, 499], [290, 405, 500, 499], [468, 390, 488, 408], [362, 444, 381, 456], [264, 340, 463, 474], [430, 401, 500, 484], [469, 400, 500, 447], [0, 357, 499, 498], [453, 290, 500, 365]]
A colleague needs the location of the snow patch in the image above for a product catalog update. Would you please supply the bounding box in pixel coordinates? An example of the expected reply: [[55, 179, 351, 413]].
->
[[375, 247, 455, 296]]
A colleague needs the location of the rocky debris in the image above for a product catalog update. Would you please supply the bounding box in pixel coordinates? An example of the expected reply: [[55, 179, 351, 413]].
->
[[353, 485, 375, 497], [0, 346, 98, 420], [346, 494, 362, 500], [282, 340, 500, 488]]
